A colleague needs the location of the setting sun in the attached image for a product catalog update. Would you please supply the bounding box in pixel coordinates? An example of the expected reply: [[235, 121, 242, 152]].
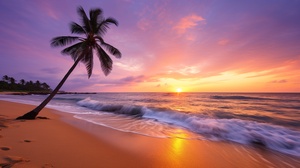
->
[[176, 88, 182, 93]]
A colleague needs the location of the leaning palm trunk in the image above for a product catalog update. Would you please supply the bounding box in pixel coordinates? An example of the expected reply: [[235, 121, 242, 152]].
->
[[16, 58, 81, 120]]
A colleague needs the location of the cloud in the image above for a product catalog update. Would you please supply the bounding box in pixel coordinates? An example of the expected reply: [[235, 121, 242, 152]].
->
[[137, 18, 150, 31], [173, 14, 205, 34], [74, 75, 147, 91], [41, 67, 63, 74], [270, 79, 287, 83], [119, 75, 145, 84], [167, 65, 201, 76], [114, 61, 142, 72], [71, 75, 147, 89], [37, 1, 60, 20], [218, 39, 229, 45]]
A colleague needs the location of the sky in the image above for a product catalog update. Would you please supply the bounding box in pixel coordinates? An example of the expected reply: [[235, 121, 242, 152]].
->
[[0, 0, 300, 92]]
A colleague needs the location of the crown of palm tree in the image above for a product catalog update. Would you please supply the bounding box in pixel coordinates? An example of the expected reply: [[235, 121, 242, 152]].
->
[[51, 6, 121, 78]]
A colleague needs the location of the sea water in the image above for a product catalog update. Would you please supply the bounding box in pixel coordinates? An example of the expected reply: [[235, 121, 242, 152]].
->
[[1, 92, 300, 157]]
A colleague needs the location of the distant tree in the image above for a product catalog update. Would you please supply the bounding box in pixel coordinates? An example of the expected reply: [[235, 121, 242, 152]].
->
[[2, 75, 9, 82], [25, 81, 34, 91], [0, 76, 51, 92], [5, 77, 16, 90], [17, 79, 26, 90], [41, 82, 51, 91], [17, 6, 121, 119], [9, 77, 16, 85], [35, 80, 41, 90], [19, 79, 25, 85], [0, 75, 9, 90], [0, 81, 8, 90]]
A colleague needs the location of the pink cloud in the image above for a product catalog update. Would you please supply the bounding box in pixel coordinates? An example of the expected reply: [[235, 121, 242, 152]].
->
[[137, 18, 150, 31], [173, 14, 205, 34], [218, 39, 230, 45]]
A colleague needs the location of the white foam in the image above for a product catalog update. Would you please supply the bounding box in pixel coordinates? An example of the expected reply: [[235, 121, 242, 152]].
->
[[144, 110, 300, 157]]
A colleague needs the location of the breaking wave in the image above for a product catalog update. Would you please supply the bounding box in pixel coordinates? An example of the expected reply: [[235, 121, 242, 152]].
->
[[77, 97, 300, 157], [77, 97, 145, 117]]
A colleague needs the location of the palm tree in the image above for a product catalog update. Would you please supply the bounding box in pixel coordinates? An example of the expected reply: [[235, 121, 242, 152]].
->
[[17, 6, 121, 120], [19, 79, 26, 85], [9, 77, 16, 85], [41, 82, 51, 91], [2, 75, 9, 82]]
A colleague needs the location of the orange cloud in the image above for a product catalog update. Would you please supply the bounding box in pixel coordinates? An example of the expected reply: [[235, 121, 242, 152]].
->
[[173, 14, 205, 34], [270, 79, 287, 83]]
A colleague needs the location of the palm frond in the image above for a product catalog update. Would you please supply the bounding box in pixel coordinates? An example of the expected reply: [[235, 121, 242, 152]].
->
[[102, 43, 122, 58], [96, 17, 118, 36], [89, 8, 103, 32], [106, 17, 119, 26], [70, 22, 86, 35], [51, 36, 80, 47], [95, 36, 121, 58], [61, 42, 85, 60], [80, 47, 93, 78], [96, 45, 112, 76], [89, 8, 102, 20], [77, 6, 91, 33], [102, 43, 121, 58]]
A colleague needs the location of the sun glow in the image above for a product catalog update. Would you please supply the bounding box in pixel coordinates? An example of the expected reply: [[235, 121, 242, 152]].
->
[[176, 88, 182, 93]]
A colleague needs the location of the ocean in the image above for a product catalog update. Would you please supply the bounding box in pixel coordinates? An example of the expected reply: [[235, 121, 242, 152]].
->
[[1, 92, 300, 157]]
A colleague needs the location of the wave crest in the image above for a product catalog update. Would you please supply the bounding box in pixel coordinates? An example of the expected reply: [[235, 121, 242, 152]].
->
[[77, 97, 144, 117]]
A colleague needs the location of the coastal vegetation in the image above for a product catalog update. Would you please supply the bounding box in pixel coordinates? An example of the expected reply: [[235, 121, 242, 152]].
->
[[17, 6, 121, 119], [0, 75, 52, 93]]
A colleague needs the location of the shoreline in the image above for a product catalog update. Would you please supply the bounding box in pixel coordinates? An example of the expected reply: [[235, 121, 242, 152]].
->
[[1, 100, 299, 167]]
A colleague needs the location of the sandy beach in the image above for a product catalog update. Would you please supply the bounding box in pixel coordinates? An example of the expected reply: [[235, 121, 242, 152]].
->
[[0, 100, 299, 168]]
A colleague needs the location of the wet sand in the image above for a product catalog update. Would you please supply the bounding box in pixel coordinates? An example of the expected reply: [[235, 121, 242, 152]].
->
[[0, 100, 299, 167]]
